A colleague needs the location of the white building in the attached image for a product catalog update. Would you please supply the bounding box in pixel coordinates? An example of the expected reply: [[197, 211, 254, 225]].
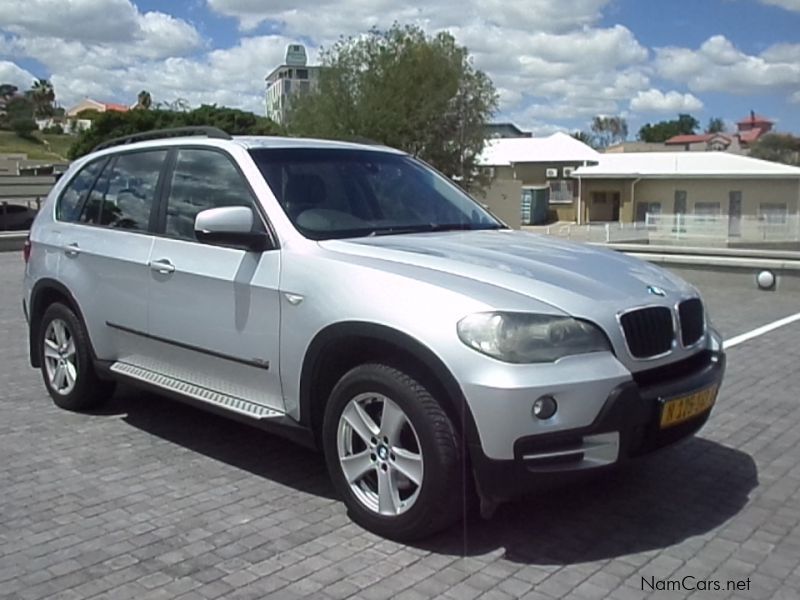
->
[[265, 44, 321, 125]]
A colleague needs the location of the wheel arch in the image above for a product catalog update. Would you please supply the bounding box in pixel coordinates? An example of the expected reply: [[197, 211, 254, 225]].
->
[[298, 321, 480, 448], [28, 278, 90, 368]]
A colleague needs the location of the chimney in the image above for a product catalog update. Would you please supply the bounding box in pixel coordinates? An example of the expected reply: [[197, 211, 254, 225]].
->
[[750, 110, 755, 122]]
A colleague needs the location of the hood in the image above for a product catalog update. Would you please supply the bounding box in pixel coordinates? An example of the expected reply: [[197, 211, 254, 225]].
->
[[319, 230, 695, 319]]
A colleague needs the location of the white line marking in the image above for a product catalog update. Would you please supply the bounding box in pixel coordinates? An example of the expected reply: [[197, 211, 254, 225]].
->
[[723, 312, 800, 349]]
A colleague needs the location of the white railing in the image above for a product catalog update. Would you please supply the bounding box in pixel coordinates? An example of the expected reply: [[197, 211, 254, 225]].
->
[[540, 213, 800, 246]]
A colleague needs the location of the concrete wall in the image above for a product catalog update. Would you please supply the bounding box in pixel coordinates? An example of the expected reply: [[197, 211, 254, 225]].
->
[[575, 178, 800, 223], [580, 179, 633, 223], [474, 168, 523, 228], [480, 163, 583, 227], [632, 178, 800, 218]]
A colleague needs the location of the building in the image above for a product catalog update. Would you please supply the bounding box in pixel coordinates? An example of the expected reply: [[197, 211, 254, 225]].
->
[[476, 132, 600, 227], [265, 44, 321, 125], [479, 134, 800, 234], [662, 112, 774, 153], [572, 152, 800, 233], [65, 98, 130, 118]]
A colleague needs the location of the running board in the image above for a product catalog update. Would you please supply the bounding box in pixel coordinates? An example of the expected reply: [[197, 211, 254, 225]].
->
[[110, 362, 284, 420]]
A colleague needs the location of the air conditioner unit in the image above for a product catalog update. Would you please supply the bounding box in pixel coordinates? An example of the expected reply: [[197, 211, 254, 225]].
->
[[562, 167, 576, 178], [545, 168, 559, 178]]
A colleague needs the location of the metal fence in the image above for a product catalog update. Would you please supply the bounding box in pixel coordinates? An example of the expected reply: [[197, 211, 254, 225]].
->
[[538, 214, 800, 247]]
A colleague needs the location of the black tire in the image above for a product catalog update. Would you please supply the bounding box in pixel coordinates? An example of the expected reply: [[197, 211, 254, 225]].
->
[[322, 363, 463, 541], [39, 302, 115, 411]]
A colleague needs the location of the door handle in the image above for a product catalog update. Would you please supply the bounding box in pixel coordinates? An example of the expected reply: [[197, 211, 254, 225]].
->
[[64, 243, 80, 257], [148, 259, 175, 274]]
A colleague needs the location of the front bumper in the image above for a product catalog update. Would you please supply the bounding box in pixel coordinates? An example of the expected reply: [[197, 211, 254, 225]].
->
[[470, 348, 726, 502]]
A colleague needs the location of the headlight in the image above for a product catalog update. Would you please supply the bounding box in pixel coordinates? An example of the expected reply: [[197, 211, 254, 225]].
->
[[457, 312, 611, 363]]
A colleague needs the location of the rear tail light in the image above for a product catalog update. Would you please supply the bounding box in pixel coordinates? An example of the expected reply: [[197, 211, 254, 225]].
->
[[23, 236, 31, 264]]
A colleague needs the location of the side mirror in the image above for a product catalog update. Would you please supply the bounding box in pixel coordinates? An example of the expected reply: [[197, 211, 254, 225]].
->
[[194, 206, 270, 251]]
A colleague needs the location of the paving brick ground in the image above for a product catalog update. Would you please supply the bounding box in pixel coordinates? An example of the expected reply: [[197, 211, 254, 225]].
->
[[1, 250, 799, 599]]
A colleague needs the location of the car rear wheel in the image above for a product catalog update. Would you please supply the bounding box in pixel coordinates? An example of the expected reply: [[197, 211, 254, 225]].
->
[[323, 363, 463, 540], [39, 303, 115, 411]]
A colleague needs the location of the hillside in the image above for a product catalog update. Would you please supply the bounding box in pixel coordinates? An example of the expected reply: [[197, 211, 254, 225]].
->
[[0, 131, 74, 161]]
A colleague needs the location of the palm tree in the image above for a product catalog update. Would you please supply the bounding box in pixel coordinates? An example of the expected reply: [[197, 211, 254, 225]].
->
[[28, 79, 55, 118], [136, 90, 152, 110]]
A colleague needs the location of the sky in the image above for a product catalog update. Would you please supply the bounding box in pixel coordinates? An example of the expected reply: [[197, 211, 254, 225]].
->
[[1, 0, 799, 138]]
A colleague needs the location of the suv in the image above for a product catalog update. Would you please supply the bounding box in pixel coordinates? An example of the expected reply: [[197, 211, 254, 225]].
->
[[23, 127, 725, 540]]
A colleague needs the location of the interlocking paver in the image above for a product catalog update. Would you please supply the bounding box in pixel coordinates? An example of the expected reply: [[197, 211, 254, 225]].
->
[[3, 250, 800, 599]]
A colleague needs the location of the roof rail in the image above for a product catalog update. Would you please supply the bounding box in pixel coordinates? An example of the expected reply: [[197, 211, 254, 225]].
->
[[91, 126, 232, 153]]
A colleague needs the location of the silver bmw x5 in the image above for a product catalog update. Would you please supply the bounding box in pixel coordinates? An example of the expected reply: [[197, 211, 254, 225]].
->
[[23, 127, 725, 540]]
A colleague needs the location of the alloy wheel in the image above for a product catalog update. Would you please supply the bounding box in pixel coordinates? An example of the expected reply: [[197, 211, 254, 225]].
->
[[336, 392, 424, 516], [43, 318, 78, 396]]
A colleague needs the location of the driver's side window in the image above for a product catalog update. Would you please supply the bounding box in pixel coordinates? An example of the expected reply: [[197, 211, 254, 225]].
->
[[164, 149, 255, 241]]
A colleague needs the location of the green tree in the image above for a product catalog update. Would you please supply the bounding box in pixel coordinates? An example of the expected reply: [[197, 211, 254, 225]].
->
[[68, 105, 284, 159], [706, 117, 725, 134], [12, 117, 38, 141], [287, 24, 498, 190], [750, 133, 800, 166], [27, 79, 56, 118], [0, 83, 18, 102], [135, 90, 152, 110], [590, 116, 628, 148], [571, 130, 596, 148], [1, 95, 34, 127], [638, 113, 700, 142]]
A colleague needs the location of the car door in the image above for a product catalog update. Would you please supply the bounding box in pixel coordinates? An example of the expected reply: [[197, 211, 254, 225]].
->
[[145, 147, 283, 410], [57, 150, 166, 361]]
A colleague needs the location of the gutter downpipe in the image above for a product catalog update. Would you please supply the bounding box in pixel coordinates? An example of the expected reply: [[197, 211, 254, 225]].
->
[[576, 160, 587, 225], [630, 177, 642, 224]]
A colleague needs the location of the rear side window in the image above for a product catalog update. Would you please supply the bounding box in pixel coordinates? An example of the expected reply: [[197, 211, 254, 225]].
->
[[80, 150, 167, 231], [56, 159, 105, 222], [164, 149, 255, 241]]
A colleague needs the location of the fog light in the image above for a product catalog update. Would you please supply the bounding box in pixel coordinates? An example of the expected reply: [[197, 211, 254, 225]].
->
[[533, 395, 557, 420]]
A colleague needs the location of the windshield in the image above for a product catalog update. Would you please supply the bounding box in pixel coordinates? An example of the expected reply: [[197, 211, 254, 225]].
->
[[249, 147, 505, 240]]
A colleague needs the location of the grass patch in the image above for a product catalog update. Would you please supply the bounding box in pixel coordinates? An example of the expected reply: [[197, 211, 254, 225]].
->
[[0, 131, 74, 161]]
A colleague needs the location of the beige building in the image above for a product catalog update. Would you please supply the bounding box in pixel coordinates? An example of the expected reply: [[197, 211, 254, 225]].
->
[[479, 135, 800, 235], [476, 132, 600, 227], [65, 98, 130, 118], [572, 153, 800, 231]]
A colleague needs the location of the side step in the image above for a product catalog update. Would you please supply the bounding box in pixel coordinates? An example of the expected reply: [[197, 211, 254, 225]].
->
[[110, 362, 284, 420]]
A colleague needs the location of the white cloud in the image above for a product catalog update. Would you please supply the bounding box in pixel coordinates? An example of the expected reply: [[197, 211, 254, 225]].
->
[[0, 0, 140, 43], [0, 0, 203, 67], [207, 0, 612, 35], [41, 34, 295, 113], [655, 35, 800, 94], [759, 0, 800, 11], [0, 60, 36, 90], [630, 89, 704, 113]]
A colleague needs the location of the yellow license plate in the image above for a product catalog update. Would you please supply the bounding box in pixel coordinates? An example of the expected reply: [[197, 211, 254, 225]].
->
[[660, 385, 718, 429]]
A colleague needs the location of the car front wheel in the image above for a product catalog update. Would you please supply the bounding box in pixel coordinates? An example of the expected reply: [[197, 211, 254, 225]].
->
[[323, 363, 463, 541]]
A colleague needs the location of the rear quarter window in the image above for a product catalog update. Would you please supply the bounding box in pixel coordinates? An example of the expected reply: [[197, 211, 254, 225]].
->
[[55, 159, 106, 222]]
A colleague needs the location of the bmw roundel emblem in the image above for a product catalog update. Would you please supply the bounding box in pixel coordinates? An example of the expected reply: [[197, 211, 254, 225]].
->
[[647, 285, 667, 297]]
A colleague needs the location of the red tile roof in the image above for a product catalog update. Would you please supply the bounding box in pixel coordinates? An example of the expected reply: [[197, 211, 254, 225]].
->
[[738, 129, 763, 143], [102, 102, 129, 113], [664, 134, 713, 145]]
